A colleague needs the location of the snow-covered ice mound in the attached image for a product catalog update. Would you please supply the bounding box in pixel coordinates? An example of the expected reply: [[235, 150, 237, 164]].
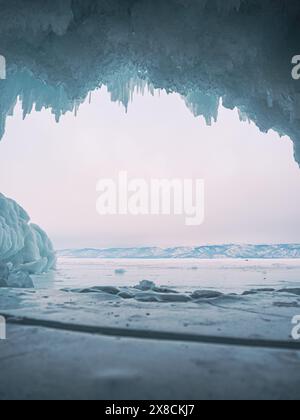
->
[[0, 193, 56, 288]]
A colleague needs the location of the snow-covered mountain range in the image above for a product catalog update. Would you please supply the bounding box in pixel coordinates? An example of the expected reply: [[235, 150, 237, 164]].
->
[[58, 244, 300, 259]]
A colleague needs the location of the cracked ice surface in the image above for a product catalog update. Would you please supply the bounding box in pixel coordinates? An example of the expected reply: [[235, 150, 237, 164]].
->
[[0, 0, 300, 162], [0, 194, 56, 286]]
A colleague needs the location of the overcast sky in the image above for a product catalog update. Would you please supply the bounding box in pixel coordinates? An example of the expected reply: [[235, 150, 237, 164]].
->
[[0, 87, 300, 249]]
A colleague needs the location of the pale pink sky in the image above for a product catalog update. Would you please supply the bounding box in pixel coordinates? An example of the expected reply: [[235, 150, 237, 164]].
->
[[0, 87, 300, 249]]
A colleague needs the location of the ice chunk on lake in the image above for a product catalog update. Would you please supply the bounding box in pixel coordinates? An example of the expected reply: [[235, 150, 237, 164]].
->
[[0, 194, 56, 285]]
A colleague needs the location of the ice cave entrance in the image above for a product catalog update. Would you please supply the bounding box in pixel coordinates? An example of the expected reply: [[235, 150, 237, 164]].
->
[[0, 86, 300, 253]]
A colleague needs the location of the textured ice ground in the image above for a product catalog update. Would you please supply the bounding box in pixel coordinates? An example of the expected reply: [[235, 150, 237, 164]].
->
[[1, 323, 300, 400], [2, 260, 300, 344], [1, 258, 300, 399], [2, 258, 300, 336], [0, 194, 56, 287]]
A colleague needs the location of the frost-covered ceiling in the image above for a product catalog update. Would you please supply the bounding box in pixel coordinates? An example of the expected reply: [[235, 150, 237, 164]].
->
[[0, 0, 300, 162]]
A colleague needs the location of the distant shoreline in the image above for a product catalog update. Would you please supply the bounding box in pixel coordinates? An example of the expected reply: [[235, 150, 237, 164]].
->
[[57, 244, 300, 260]]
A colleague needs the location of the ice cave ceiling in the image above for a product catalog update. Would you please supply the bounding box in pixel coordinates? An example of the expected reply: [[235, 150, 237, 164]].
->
[[0, 0, 300, 162]]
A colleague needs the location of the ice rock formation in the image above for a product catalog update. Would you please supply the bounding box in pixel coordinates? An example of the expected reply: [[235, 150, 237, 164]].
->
[[0, 193, 56, 287], [1, 0, 300, 163]]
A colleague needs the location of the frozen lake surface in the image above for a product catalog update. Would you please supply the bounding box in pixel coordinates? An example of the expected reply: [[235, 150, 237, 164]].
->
[[35, 258, 300, 294], [2, 258, 300, 400]]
